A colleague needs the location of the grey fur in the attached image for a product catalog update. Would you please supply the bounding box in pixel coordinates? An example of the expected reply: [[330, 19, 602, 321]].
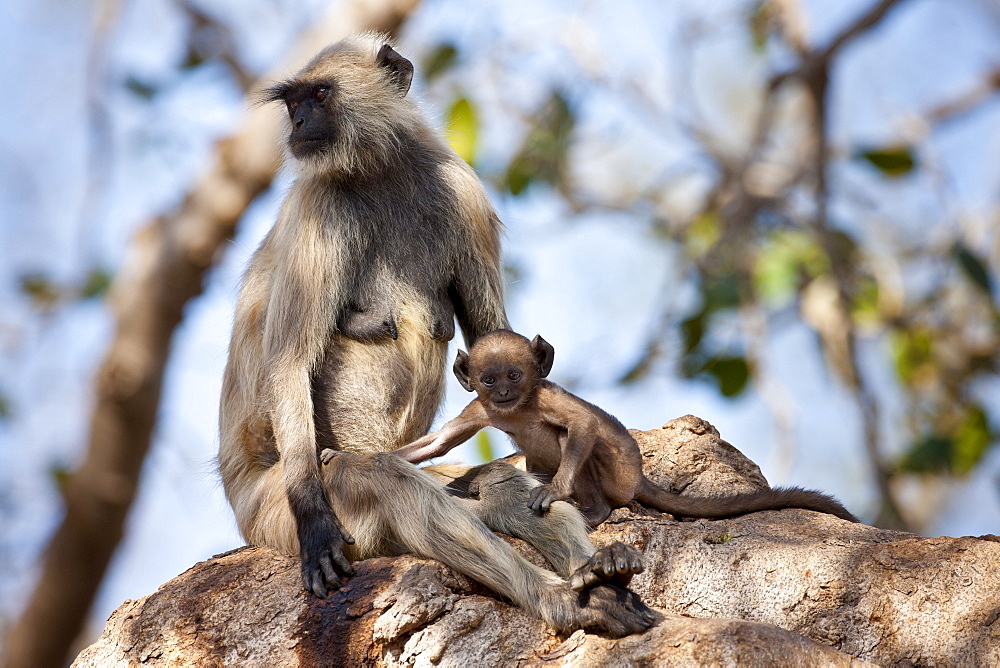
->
[[218, 34, 654, 636]]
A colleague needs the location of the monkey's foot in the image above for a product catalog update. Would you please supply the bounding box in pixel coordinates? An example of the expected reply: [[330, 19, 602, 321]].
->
[[544, 583, 659, 637], [568, 542, 645, 591]]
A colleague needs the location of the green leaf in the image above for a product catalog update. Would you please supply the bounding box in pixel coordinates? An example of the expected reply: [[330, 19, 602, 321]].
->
[[50, 463, 72, 495], [686, 212, 721, 257], [619, 340, 660, 385], [702, 356, 750, 398], [899, 405, 992, 475], [423, 43, 459, 82], [954, 244, 994, 297], [446, 96, 479, 166], [0, 394, 11, 421], [855, 145, 917, 178], [124, 77, 157, 99], [79, 268, 113, 300], [900, 434, 951, 473], [504, 161, 533, 196], [182, 47, 207, 70], [748, 1, 775, 51], [753, 230, 831, 305], [891, 328, 934, 387], [20, 273, 60, 309], [475, 430, 495, 463], [952, 405, 992, 474], [851, 276, 879, 315], [680, 313, 705, 356], [503, 92, 575, 195], [703, 274, 740, 312]]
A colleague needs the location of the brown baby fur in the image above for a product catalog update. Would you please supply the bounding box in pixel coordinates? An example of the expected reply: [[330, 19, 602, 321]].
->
[[396, 330, 859, 526]]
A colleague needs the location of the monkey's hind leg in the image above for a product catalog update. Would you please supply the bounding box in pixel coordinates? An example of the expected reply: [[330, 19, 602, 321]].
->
[[432, 461, 645, 591], [324, 452, 656, 636]]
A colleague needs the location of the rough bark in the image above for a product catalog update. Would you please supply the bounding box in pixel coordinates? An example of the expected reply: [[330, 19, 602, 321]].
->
[[74, 415, 1000, 666], [2, 2, 420, 667]]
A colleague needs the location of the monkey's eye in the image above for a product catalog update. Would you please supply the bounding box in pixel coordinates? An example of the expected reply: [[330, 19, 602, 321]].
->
[[482, 376, 495, 387], [508, 372, 521, 382], [314, 87, 328, 101], [287, 101, 299, 116]]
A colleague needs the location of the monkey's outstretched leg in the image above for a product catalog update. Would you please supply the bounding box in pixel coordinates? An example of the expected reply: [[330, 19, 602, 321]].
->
[[425, 460, 645, 591], [322, 452, 656, 636]]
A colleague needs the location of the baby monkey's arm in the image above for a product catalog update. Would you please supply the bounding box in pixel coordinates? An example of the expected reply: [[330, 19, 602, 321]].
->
[[394, 400, 490, 464]]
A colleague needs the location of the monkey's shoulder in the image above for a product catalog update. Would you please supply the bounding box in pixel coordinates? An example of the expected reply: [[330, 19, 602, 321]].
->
[[534, 382, 624, 433]]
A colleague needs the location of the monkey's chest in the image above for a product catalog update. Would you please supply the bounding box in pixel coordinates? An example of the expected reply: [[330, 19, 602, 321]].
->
[[504, 425, 565, 472]]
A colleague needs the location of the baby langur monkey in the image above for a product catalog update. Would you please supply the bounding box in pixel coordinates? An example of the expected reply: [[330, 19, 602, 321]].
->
[[395, 330, 860, 527]]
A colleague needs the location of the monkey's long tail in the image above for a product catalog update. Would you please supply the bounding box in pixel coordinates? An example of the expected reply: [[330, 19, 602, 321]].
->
[[634, 479, 859, 523]]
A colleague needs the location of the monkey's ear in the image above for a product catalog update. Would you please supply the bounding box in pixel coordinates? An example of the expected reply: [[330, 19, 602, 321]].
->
[[530, 335, 555, 377], [453, 350, 474, 392], [376, 44, 414, 96]]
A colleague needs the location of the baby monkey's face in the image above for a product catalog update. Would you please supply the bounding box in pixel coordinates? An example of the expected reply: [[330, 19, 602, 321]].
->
[[473, 356, 534, 412]]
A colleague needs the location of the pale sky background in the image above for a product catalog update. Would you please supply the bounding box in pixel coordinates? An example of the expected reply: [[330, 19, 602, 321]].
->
[[2, 0, 999, 638]]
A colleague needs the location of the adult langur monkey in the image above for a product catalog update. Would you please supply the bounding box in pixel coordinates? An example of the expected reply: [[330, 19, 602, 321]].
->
[[217, 34, 656, 636]]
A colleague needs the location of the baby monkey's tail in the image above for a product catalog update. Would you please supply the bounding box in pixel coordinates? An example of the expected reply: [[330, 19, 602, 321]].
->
[[634, 479, 859, 523]]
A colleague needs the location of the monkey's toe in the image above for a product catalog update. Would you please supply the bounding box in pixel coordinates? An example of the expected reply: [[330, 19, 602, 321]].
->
[[569, 542, 645, 591]]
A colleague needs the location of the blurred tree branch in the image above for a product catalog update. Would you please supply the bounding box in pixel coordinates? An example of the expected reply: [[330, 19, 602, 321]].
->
[[775, 0, 911, 528], [2, 1, 420, 666]]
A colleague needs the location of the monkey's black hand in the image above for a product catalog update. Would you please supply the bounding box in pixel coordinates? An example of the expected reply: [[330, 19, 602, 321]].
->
[[527, 483, 568, 515], [338, 307, 398, 343], [298, 512, 356, 598], [569, 542, 645, 591]]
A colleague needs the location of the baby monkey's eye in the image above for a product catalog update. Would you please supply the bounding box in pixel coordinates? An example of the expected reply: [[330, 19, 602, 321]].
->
[[508, 372, 521, 381], [482, 376, 495, 386]]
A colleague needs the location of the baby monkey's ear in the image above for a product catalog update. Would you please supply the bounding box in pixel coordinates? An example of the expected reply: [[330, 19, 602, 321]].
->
[[453, 349, 474, 391], [530, 335, 554, 378]]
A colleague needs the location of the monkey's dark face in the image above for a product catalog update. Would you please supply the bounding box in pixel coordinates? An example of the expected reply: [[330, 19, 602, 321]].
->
[[268, 80, 339, 159], [262, 43, 415, 166], [474, 359, 536, 412]]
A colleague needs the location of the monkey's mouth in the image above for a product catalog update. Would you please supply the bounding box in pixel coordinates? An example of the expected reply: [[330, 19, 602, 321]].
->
[[492, 397, 520, 409], [290, 138, 330, 158]]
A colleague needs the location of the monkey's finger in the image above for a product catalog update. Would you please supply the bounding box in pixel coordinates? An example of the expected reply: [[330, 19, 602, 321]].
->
[[387, 318, 398, 340], [332, 548, 355, 576], [305, 569, 329, 599], [629, 554, 645, 574], [340, 528, 355, 545], [569, 568, 601, 591], [319, 553, 342, 590]]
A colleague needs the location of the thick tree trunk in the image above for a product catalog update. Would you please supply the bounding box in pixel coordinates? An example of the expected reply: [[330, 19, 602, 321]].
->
[[73, 416, 1000, 666]]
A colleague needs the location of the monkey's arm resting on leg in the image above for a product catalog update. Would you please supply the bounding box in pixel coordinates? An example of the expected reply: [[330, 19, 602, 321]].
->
[[393, 401, 489, 464]]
